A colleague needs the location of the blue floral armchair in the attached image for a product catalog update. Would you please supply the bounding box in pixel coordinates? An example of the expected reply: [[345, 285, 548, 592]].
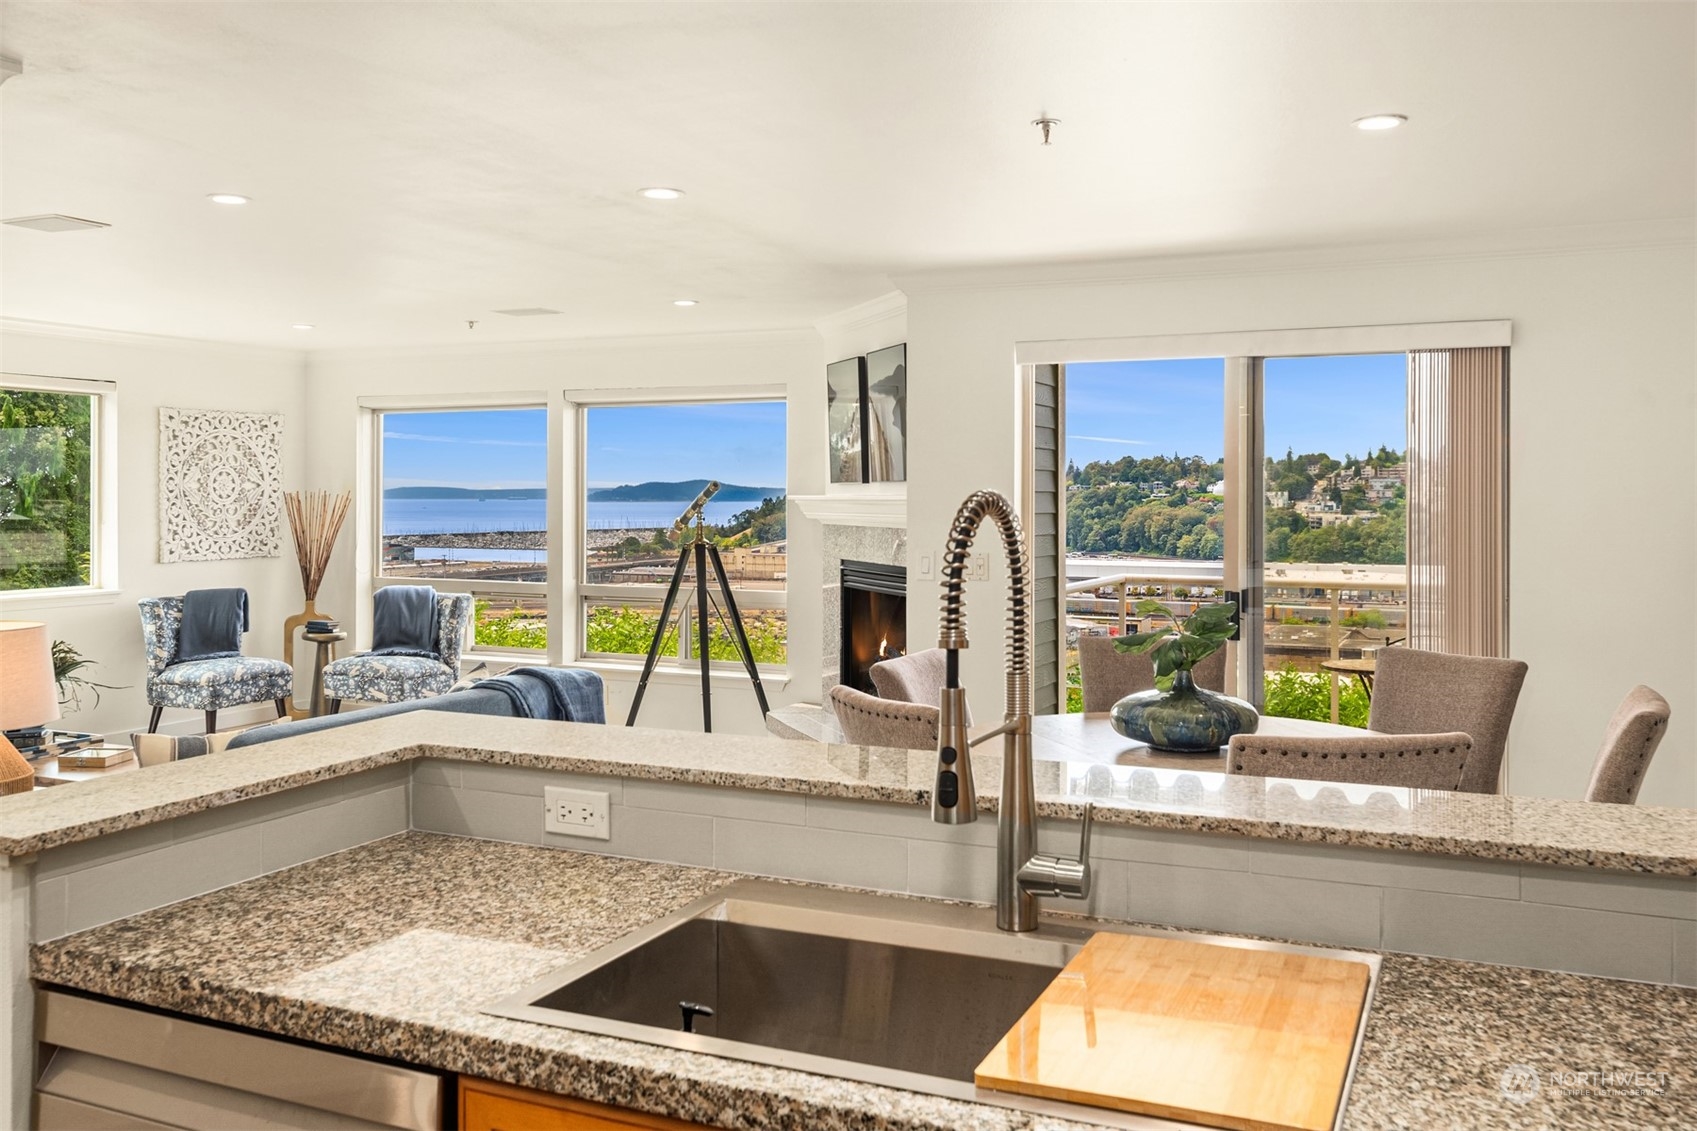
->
[[138, 596, 294, 734], [321, 593, 474, 711]]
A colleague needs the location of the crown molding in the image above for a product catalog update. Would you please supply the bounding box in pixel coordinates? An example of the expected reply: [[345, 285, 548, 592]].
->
[[0, 317, 307, 360], [306, 324, 820, 364], [811, 290, 907, 338], [892, 218, 1697, 296]]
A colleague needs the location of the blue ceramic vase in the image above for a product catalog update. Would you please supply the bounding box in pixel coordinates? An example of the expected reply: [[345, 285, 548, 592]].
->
[[1108, 667, 1260, 753]]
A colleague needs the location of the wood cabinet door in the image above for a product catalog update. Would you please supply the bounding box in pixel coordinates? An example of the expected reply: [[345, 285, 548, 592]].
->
[[460, 1077, 705, 1131]]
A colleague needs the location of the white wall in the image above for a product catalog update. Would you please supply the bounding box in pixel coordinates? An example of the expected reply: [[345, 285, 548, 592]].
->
[[0, 323, 309, 738], [897, 227, 1697, 807], [302, 330, 825, 735]]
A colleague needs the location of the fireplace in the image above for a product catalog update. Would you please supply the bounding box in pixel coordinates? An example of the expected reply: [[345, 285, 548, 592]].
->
[[839, 560, 908, 694]]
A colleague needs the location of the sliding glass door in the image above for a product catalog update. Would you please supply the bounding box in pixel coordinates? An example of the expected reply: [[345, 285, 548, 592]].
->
[[1058, 353, 1412, 721]]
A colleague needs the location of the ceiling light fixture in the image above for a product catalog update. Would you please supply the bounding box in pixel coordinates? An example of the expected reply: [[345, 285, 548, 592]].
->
[[292, 324, 314, 331], [1031, 117, 1060, 145], [639, 187, 685, 200], [207, 193, 250, 205], [672, 299, 698, 307], [1352, 114, 1407, 132]]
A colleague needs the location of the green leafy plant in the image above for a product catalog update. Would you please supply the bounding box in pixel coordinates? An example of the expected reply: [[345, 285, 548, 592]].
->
[[1114, 600, 1237, 691], [1262, 663, 1371, 728], [51, 639, 125, 712]]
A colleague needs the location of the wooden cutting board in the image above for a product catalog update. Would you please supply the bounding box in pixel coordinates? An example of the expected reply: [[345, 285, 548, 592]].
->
[[974, 932, 1370, 1131]]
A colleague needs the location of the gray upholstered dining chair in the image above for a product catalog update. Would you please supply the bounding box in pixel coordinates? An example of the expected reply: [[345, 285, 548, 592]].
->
[[828, 684, 939, 750], [1584, 685, 1671, 804], [1367, 648, 1528, 794], [868, 648, 949, 707], [1077, 634, 1226, 713], [1227, 732, 1474, 790]]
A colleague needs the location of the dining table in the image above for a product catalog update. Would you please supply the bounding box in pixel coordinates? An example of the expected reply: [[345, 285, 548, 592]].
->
[[1018, 712, 1372, 770]]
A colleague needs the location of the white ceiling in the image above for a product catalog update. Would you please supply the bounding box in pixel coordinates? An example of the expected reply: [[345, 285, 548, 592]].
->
[[1, 2, 1692, 350]]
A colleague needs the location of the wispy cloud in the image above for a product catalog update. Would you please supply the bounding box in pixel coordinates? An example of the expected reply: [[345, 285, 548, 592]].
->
[[1073, 435, 1151, 446], [384, 431, 545, 448]]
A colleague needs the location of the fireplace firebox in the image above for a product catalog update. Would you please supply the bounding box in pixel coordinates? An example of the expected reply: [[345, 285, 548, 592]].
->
[[840, 560, 908, 694]]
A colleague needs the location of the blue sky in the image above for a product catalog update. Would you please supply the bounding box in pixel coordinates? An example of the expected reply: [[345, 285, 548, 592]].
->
[[382, 409, 546, 490], [380, 403, 787, 491], [1065, 354, 1406, 467], [586, 402, 786, 490]]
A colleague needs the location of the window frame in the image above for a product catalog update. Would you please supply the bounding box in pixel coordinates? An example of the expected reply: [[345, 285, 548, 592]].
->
[[566, 384, 789, 676], [364, 395, 552, 658], [0, 373, 118, 605], [1034, 321, 1512, 714]]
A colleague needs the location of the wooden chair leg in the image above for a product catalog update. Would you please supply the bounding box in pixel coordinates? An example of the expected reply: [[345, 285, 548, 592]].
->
[[274, 697, 289, 718], [147, 705, 163, 734], [204, 710, 217, 735], [327, 699, 341, 715]]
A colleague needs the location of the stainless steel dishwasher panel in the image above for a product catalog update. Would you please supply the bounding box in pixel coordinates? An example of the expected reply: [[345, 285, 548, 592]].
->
[[35, 990, 443, 1131]]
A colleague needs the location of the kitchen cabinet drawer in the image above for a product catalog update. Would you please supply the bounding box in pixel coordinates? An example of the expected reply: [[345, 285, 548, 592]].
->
[[460, 1077, 704, 1130]]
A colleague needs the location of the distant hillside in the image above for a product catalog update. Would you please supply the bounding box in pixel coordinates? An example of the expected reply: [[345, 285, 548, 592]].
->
[[384, 487, 547, 500], [587, 479, 782, 502]]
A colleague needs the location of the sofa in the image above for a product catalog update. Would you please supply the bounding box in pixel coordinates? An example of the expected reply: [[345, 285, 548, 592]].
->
[[126, 668, 605, 760]]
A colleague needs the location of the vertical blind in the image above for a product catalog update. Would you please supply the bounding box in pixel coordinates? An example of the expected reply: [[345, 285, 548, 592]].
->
[[1406, 347, 1510, 657], [1031, 364, 1062, 713]]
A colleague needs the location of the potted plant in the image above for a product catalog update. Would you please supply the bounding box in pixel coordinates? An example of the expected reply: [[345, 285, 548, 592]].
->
[[1108, 599, 1259, 753], [52, 640, 124, 713]]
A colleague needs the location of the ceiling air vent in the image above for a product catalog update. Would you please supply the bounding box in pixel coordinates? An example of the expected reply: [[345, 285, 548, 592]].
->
[[4, 214, 111, 232], [493, 307, 562, 317]]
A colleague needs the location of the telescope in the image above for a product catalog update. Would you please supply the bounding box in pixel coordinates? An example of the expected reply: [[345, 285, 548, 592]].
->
[[672, 480, 721, 532], [630, 476, 769, 731]]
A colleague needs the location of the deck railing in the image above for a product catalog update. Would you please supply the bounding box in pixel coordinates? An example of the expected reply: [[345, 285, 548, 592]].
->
[[1064, 569, 1409, 721]]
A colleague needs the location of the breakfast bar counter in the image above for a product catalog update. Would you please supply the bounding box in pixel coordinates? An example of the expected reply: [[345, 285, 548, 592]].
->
[[30, 832, 1697, 1131]]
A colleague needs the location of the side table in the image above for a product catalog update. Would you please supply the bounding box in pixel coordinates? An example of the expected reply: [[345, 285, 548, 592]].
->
[[303, 631, 349, 718]]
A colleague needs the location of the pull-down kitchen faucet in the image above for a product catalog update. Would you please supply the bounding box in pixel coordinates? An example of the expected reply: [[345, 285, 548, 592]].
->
[[931, 490, 1092, 932]]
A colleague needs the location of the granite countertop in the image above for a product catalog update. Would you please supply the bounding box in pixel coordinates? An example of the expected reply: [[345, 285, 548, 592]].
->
[[2, 711, 1693, 875], [32, 832, 1695, 1131]]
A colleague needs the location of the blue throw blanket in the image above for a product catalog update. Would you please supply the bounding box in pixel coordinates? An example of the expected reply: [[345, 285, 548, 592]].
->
[[177, 588, 249, 663], [371, 585, 439, 660], [478, 668, 606, 724]]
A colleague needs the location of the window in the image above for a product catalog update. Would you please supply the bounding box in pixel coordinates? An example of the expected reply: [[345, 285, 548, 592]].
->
[[1054, 345, 1497, 723], [579, 400, 787, 669], [1, 383, 97, 593], [376, 407, 549, 651]]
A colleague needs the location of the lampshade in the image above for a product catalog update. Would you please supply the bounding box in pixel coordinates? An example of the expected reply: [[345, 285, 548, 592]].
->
[[0, 621, 61, 732]]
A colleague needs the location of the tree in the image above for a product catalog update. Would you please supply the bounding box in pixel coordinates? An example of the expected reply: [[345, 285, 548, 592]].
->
[[1, 390, 91, 590]]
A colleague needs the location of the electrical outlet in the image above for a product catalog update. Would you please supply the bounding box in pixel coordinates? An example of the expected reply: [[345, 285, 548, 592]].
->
[[544, 786, 610, 840]]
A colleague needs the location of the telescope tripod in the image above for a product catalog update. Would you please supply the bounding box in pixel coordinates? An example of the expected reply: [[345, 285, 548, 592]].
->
[[625, 519, 770, 731]]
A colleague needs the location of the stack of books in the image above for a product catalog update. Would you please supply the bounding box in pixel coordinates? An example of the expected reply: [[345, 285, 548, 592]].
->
[[305, 618, 341, 634], [11, 730, 104, 761]]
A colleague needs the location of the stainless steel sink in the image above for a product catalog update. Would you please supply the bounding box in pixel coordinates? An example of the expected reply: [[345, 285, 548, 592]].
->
[[485, 880, 1381, 1130]]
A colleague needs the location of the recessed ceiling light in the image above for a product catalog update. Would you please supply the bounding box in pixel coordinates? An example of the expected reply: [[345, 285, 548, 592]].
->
[[207, 193, 250, 205], [639, 187, 685, 200], [672, 299, 698, 307], [1352, 114, 1407, 132], [291, 323, 314, 331]]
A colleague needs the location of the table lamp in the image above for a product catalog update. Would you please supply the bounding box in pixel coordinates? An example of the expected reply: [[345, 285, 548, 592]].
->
[[0, 620, 60, 795]]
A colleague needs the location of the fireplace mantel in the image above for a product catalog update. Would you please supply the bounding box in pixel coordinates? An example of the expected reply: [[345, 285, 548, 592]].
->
[[792, 485, 907, 529]]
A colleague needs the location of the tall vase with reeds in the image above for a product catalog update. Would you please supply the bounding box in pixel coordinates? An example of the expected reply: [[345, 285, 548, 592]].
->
[[282, 490, 351, 718]]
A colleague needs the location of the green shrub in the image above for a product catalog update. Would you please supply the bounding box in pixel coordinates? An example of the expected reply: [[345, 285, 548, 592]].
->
[[1339, 609, 1388, 629], [584, 604, 786, 665], [1262, 663, 1370, 727]]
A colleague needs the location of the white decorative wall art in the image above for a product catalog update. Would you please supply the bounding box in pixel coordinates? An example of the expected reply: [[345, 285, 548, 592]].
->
[[158, 407, 284, 562]]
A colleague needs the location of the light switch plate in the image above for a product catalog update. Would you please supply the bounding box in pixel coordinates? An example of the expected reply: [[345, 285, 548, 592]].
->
[[544, 786, 610, 840]]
